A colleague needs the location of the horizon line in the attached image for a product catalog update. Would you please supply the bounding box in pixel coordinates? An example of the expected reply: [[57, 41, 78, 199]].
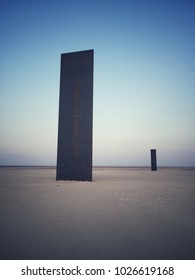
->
[[0, 165, 195, 169]]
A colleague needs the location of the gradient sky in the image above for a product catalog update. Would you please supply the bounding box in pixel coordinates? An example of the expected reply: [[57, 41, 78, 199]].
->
[[0, 0, 195, 166]]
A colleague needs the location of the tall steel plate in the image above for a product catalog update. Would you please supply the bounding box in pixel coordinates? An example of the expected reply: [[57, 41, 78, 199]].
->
[[56, 50, 93, 181]]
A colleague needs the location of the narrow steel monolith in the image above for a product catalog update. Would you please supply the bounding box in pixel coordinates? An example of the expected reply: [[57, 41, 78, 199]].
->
[[56, 50, 93, 181], [151, 149, 157, 171]]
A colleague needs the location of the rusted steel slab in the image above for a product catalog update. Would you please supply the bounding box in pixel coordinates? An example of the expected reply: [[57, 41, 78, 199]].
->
[[56, 50, 93, 181]]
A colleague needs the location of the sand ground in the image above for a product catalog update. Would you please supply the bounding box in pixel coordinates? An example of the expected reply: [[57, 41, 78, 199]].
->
[[0, 167, 194, 260]]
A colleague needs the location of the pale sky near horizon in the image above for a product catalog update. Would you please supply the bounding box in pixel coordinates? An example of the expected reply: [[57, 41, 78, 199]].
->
[[0, 0, 195, 166]]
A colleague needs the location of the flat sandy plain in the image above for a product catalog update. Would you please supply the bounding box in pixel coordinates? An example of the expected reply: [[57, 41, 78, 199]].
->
[[0, 167, 194, 260]]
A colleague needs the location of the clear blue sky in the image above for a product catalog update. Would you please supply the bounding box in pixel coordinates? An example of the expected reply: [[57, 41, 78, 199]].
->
[[0, 0, 195, 166]]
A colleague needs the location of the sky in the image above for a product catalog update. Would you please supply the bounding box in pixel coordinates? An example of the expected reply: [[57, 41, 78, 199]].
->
[[0, 0, 195, 167]]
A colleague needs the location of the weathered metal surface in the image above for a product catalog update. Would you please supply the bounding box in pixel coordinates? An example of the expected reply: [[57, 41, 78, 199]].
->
[[151, 149, 157, 171], [56, 50, 93, 181]]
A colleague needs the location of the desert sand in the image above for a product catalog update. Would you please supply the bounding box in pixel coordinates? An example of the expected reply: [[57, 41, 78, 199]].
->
[[0, 167, 194, 260]]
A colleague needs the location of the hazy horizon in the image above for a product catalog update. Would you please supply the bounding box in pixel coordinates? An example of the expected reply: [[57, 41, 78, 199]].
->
[[0, 165, 194, 169]]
